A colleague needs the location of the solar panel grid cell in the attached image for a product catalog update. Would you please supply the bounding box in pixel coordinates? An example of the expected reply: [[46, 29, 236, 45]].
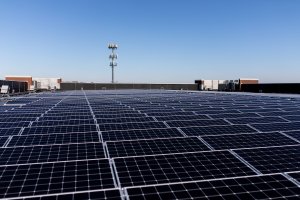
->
[[227, 116, 288, 124], [284, 131, 300, 141], [202, 132, 299, 150], [0, 128, 22, 136], [31, 119, 96, 127], [125, 174, 300, 200], [101, 128, 184, 142], [7, 132, 100, 147], [99, 121, 167, 131], [234, 145, 300, 173], [106, 137, 210, 158], [0, 142, 105, 165], [113, 150, 257, 187], [22, 125, 98, 135], [251, 122, 300, 132], [0, 137, 8, 147], [180, 125, 257, 136], [166, 119, 229, 128], [0, 159, 115, 199], [13, 189, 122, 200]]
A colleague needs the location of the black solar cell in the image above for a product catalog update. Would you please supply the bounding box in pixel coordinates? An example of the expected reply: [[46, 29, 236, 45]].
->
[[113, 151, 256, 187], [0, 122, 30, 128], [22, 125, 98, 135], [284, 131, 300, 141], [7, 132, 100, 147], [155, 114, 209, 121], [95, 113, 146, 119], [0, 159, 115, 198], [99, 121, 167, 131], [146, 111, 195, 117], [40, 115, 94, 121], [0, 136, 8, 147], [251, 122, 300, 132], [96, 116, 155, 124], [206, 112, 261, 119], [195, 110, 241, 115], [181, 125, 257, 136], [101, 128, 184, 142], [0, 127, 22, 136], [259, 111, 300, 117], [287, 171, 300, 183], [14, 189, 122, 200], [106, 137, 210, 158], [227, 116, 288, 124], [0, 142, 105, 165], [126, 174, 300, 200], [234, 145, 300, 173], [31, 119, 95, 127], [166, 119, 229, 128], [202, 132, 299, 150], [282, 115, 300, 122], [0, 117, 37, 123]]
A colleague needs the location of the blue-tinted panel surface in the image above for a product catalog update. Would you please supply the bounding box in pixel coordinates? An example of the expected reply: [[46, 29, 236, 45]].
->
[[126, 174, 300, 200], [114, 151, 256, 187]]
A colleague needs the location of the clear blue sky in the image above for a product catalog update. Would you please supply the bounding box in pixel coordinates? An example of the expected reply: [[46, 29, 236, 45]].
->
[[0, 0, 299, 83]]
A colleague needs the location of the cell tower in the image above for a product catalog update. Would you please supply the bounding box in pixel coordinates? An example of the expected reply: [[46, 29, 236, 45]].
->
[[108, 43, 118, 83]]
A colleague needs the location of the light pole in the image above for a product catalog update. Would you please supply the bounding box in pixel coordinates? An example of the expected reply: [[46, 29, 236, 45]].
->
[[108, 43, 118, 83]]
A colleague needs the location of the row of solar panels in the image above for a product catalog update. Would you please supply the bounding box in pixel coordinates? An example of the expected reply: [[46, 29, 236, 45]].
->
[[0, 145, 299, 198], [0, 91, 299, 199]]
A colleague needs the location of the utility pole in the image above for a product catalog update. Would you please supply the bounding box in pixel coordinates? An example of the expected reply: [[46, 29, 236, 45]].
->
[[108, 43, 118, 83]]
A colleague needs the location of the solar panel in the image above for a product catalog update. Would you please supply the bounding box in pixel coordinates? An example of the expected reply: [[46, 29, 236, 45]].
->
[[166, 119, 229, 128], [99, 121, 167, 132], [287, 171, 300, 183], [101, 128, 184, 142], [0, 137, 8, 147], [96, 116, 155, 124], [282, 115, 300, 122], [234, 145, 300, 173], [146, 111, 195, 117], [195, 110, 241, 115], [0, 127, 22, 136], [0, 142, 105, 165], [251, 122, 300, 132], [15, 189, 123, 200], [227, 116, 288, 124], [95, 113, 146, 119], [22, 124, 98, 135], [0, 117, 37, 123], [1, 90, 300, 199], [7, 132, 100, 147], [39, 115, 94, 121], [155, 114, 209, 121], [113, 151, 256, 187], [180, 125, 257, 136], [0, 122, 31, 128], [125, 174, 300, 200], [31, 119, 95, 127], [259, 111, 300, 117], [0, 159, 115, 199], [284, 130, 300, 141], [202, 132, 299, 150], [106, 137, 210, 158]]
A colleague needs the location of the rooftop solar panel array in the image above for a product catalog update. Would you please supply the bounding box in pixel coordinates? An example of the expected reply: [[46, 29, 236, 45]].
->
[[0, 90, 300, 199]]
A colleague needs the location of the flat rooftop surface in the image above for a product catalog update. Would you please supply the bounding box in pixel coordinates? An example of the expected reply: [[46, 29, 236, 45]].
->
[[0, 90, 299, 199]]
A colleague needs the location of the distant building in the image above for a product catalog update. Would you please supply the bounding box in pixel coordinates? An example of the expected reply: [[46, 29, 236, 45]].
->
[[33, 78, 62, 90], [5, 76, 32, 90], [195, 78, 259, 91], [5, 76, 62, 90]]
